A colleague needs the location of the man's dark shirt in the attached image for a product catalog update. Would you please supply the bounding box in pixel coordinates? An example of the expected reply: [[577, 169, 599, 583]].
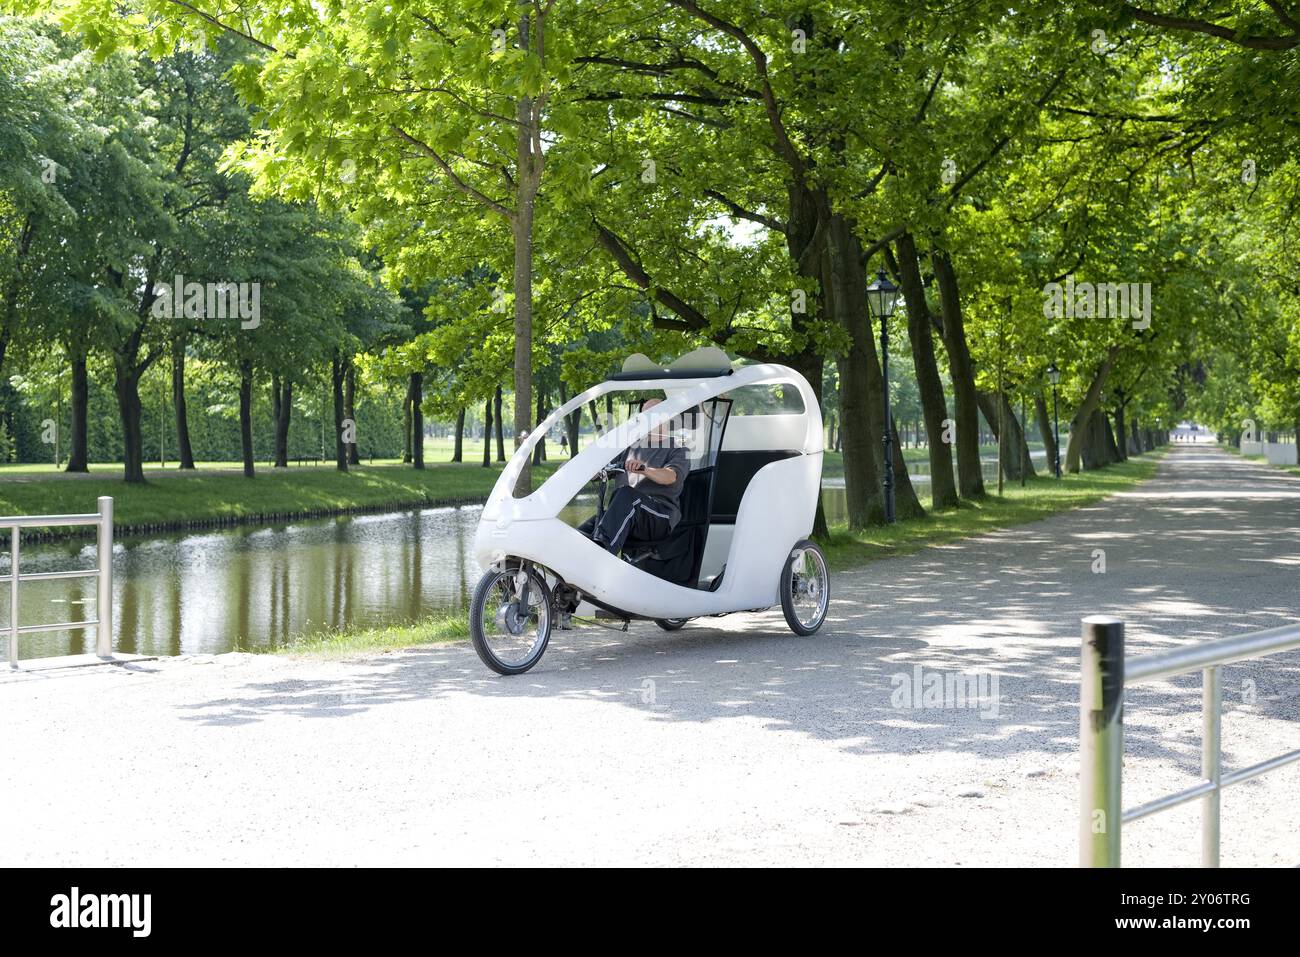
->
[[615, 440, 690, 525]]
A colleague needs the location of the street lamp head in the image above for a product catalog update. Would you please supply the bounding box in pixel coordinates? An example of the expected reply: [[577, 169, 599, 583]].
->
[[866, 269, 900, 320], [1047, 362, 1061, 386]]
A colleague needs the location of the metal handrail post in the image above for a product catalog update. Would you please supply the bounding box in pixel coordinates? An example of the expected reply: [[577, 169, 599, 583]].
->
[[96, 496, 113, 657], [1080, 618, 1300, 866], [1202, 665, 1221, 867], [8, 525, 17, 668], [1080, 615, 1125, 867]]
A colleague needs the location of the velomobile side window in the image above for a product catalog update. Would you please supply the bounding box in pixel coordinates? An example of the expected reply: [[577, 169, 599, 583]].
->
[[723, 383, 805, 415]]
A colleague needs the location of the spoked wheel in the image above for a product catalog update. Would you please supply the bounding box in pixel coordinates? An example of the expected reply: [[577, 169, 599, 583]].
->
[[469, 563, 553, 675], [655, 618, 689, 631], [779, 539, 829, 636]]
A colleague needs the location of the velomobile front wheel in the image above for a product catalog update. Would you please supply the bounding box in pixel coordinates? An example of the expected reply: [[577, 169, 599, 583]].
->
[[470, 564, 553, 675], [780, 539, 829, 636]]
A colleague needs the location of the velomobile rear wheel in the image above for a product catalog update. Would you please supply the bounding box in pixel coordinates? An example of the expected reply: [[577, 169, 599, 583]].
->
[[780, 539, 829, 636], [470, 564, 552, 675], [655, 618, 688, 631]]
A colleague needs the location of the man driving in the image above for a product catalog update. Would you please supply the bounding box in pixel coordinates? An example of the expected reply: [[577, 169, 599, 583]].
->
[[579, 398, 690, 554]]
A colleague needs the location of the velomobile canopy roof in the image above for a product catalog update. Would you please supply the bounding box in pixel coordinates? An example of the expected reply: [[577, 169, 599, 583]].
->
[[608, 346, 734, 381]]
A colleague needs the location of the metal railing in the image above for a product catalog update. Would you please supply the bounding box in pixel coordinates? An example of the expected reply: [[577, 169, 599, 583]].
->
[[3, 496, 113, 666], [1079, 614, 1300, 866]]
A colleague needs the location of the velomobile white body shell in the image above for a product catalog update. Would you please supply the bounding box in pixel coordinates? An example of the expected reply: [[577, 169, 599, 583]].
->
[[473, 363, 822, 620]]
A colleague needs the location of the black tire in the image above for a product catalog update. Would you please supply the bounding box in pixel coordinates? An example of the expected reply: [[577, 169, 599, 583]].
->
[[469, 564, 553, 675], [655, 618, 688, 631], [780, 539, 829, 636]]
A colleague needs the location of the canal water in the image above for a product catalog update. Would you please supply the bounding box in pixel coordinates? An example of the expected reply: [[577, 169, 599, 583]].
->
[[5, 454, 1036, 658]]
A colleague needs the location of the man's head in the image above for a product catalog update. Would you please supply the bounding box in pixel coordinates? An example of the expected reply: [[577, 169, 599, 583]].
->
[[643, 397, 669, 441]]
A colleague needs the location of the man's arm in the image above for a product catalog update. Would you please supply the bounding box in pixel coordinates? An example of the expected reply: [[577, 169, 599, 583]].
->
[[628, 447, 686, 486], [634, 463, 679, 485]]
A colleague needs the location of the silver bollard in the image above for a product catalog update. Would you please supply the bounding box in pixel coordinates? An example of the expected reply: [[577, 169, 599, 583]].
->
[[1201, 665, 1221, 867], [96, 496, 113, 657], [1080, 615, 1124, 867], [8, 524, 17, 668]]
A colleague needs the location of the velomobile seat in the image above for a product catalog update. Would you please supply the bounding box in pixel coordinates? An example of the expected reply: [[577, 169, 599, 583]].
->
[[623, 467, 713, 585]]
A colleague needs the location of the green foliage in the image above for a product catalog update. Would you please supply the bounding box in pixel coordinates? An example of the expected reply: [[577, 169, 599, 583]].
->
[[4, 0, 1299, 491]]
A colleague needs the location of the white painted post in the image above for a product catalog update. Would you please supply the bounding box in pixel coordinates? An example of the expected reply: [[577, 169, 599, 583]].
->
[[96, 497, 113, 657], [8, 525, 17, 667]]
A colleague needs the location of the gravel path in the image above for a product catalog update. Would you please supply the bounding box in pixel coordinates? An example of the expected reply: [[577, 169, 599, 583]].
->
[[3, 445, 1298, 866]]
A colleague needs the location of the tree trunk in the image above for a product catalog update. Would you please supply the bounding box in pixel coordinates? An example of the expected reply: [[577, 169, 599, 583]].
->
[[452, 406, 465, 463], [511, 14, 540, 496], [114, 366, 146, 484], [1081, 408, 1115, 469], [66, 351, 89, 473], [402, 382, 413, 463], [785, 183, 883, 528], [1081, 412, 1099, 470], [1034, 391, 1058, 477], [239, 358, 255, 478], [930, 248, 986, 498], [331, 352, 348, 472], [560, 383, 580, 457], [1103, 411, 1121, 463], [1113, 405, 1128, 462], [171, 336, 196, 469], [345, 363, 360, 466], [833, 218, 924, 520], [532, 390, 549, 466], [1065, 347, 1121, 472], [482, 396, 493, 467], [494, 385, 506, 462], [1129, 419, 1142, 456], [0, 214, 35, 381], [273, 378, 292, 468], [411, 371, 424, 469], [819, 221, 882, 529], [977, 391, 1036, 481], [894, 232, 957, 509]]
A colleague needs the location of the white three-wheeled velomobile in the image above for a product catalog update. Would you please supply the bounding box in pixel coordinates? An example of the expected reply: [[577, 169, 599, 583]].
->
[[470, 348, 829, 674]]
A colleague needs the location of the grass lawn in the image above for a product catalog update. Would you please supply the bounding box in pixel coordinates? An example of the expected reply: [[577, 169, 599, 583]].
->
[[822, 442, 1050, 477], [275, 613, 469, 659], [0, 460, 562, 534], [820, 450, 1165, 570]]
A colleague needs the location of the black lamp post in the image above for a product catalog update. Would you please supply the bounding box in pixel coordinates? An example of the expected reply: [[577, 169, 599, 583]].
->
[[866, 269, 901, 522], [1047, 362, 1062, 478]]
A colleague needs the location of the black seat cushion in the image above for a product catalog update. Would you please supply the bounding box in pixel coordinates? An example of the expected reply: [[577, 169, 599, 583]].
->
[[710, 450, 799, 523]]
